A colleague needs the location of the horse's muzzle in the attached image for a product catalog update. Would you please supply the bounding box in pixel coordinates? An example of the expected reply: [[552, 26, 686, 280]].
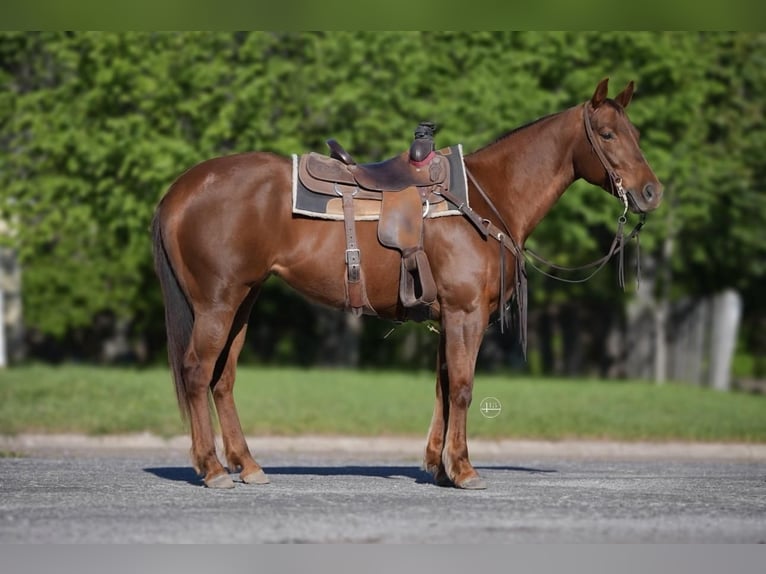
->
[[643, 182, 663, 204], [628, 182, 663, 213]]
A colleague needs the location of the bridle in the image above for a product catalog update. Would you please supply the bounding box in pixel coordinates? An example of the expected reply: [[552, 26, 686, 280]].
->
[[438, 101, 647, 355], [582, 101, 631, 217]]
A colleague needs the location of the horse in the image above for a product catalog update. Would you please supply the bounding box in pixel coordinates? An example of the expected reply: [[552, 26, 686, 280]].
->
[[151, 78, 663, 489]]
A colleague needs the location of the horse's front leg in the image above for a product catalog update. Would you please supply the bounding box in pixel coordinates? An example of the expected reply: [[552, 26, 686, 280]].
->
[[438, 307, 488, 489], [423, 332, 451, 486]]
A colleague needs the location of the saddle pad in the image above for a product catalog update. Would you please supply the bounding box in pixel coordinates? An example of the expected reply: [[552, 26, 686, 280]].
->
[[291, 144, 469, 221]]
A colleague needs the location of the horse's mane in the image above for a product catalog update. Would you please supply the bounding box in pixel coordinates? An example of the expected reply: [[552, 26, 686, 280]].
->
[[469, 109, 565, 155], [468, 100, 625, 156]]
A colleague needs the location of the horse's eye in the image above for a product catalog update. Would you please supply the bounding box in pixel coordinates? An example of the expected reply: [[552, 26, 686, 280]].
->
[[600, 131, 615, 141]]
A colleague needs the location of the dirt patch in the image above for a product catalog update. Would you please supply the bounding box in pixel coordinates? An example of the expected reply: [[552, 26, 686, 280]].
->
[[1, 433, 765, 461]]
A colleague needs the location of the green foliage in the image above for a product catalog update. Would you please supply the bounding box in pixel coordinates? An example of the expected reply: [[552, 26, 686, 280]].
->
[[1, 32, 764, 365]]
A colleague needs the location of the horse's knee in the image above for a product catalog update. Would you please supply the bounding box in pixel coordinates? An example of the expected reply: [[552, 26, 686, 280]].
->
[[450, 384, 473, 410]]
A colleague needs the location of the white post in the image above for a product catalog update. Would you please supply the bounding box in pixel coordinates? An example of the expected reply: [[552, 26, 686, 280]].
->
[[708, 289, 742, 391], [0, 287, 6, 368]]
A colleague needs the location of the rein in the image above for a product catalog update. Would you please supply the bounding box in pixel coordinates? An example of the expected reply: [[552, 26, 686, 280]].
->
[[442, 102, 647, 356]]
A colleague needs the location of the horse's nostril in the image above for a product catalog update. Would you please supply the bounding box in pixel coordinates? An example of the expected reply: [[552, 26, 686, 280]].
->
[[643, 184, 655, 201]]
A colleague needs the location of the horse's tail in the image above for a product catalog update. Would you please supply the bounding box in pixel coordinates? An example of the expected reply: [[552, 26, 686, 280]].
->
[[151, 208, 193, 422]]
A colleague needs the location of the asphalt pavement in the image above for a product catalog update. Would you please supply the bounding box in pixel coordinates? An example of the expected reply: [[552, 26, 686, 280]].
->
[[1, 435, 764, 543]]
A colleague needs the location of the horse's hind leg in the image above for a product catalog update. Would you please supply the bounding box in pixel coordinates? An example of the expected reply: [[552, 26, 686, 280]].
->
[[211, 289, 269, 485], [184, 302, 245, 489]]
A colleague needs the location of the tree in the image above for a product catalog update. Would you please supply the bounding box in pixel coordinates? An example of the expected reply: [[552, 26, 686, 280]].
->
[[1, 32, 764, 374]]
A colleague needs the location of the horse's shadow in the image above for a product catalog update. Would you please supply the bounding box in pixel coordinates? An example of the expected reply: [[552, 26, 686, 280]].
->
[[144, 464, 556, 486]]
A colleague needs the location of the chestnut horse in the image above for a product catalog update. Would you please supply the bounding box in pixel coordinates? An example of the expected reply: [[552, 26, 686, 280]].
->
[[152, 78, 663, 489]]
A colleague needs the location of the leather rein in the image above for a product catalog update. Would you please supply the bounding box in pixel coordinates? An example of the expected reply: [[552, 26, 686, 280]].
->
[[437, 102, 647, 356]]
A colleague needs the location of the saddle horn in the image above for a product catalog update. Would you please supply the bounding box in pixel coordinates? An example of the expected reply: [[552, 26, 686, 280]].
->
[[410, 121, 437, 163]]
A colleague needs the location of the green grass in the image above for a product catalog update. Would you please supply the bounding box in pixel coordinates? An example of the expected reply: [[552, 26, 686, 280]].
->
[[0, 450, 25, 458], [1, 365, 765, 442]]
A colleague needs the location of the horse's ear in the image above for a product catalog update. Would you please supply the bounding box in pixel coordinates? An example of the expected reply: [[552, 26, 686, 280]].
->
[[591, 78, 609, 109], [615, 81, 635, 109]]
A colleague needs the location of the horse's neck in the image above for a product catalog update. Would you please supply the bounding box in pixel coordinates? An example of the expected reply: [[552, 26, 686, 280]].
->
[[464, 106, 580, 243]]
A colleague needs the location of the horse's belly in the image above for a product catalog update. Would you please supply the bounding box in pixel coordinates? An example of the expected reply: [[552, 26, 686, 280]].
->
[[271, 219, 402, 317]]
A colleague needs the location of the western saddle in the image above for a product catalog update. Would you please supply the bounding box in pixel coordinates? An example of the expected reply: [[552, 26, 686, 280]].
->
[[298, 122, 448, 317]]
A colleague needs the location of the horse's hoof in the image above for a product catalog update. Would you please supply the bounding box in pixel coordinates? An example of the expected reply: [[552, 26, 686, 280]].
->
[[241, 469, 270, 485], [455, 475, 487, 490], [205, 473, 236, 489]]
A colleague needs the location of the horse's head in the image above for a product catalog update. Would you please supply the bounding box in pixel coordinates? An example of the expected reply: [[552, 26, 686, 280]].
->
[[575, 78, 663, 214]]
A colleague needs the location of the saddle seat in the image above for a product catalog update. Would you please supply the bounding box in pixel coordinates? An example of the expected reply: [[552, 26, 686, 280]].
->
[[303, 142, 448, 198]]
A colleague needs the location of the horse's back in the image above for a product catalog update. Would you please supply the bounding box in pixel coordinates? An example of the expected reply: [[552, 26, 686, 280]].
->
[[159, 151, 290, 215]]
